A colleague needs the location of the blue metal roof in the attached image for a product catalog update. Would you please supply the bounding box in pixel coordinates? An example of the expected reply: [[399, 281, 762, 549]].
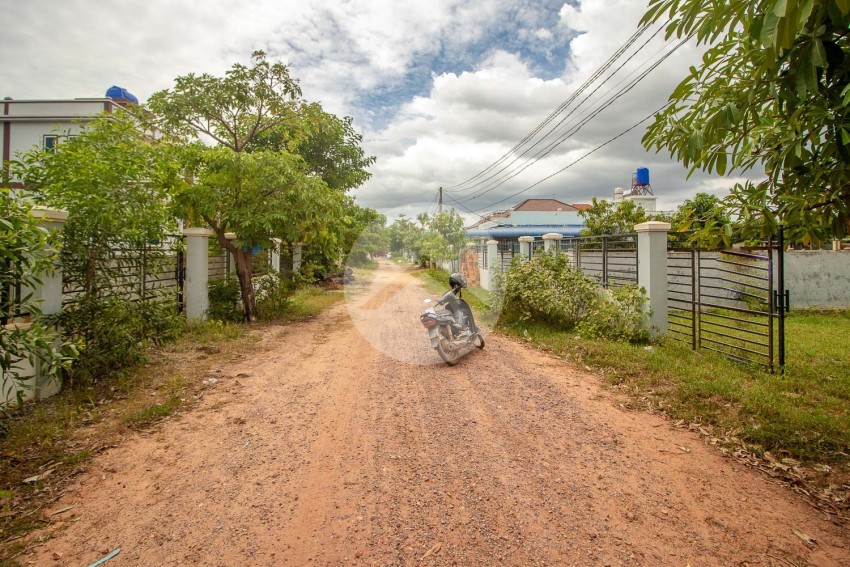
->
[[466, 224, 585, 238]]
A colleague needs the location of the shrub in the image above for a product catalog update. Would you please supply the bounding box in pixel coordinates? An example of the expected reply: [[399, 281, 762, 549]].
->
[[57, 298, 183, 387], [576, 285, 650, 342], [207, 277, 242, 322], [502, 251, 599, 328], [499, 250, 649, 342], [255, 272, 296, 321], [1, 189, 79, 402]]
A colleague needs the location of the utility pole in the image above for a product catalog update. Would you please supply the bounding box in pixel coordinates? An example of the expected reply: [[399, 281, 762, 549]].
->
[[438, 186, 443, 214]]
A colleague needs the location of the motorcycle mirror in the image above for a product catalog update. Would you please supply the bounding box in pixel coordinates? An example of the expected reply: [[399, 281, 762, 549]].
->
[[424, 298, 432, 304]]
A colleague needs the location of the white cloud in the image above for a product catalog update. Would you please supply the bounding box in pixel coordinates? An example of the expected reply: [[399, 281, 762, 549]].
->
[[0, 0, 755, 226]]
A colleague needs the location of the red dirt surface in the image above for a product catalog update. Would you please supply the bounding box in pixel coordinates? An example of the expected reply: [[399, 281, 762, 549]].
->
[[24, 262, 849, 566]]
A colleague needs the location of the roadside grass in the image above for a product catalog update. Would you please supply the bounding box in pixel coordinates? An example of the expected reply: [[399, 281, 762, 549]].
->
[[500, 314, 850, 467], [0, 285, 345, 564], [415, 268, 850, 470], [278, 286, 344, 321]]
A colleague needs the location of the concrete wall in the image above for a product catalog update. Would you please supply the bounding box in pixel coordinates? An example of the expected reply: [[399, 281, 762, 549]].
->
[[509, 210, 583, 225], [786, 250, 850, 308]]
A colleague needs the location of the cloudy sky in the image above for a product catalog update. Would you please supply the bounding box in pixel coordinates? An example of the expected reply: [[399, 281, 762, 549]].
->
[[0, 0, 752, 224]]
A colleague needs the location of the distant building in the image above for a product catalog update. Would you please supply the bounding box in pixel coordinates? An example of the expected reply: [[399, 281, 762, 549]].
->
[[1, 87, 136, 185], [466, 198, 590, 240]]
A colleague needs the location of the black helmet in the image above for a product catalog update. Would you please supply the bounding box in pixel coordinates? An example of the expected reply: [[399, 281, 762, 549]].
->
[[449, 272, 467, 289]]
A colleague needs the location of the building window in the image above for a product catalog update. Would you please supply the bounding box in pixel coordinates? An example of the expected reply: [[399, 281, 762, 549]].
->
[[43, 135, 58, 152]]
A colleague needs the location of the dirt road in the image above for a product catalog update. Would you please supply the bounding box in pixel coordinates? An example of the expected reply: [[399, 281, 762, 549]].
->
[[25, 261, 849, 566]]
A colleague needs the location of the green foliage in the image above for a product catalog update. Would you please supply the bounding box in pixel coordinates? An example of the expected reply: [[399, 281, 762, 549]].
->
[[207, 277, 242, 322], [388, 209, 466, 265], [576, 286, 650, 342], [0, 189, 79, 402], [501, 251, 602, 328], [579, 198, 647, 236], [343, 206, 388, 269], [17, 113, 184, 388], [255, 272, 296, 321], [245, 102, 375, 191], [670, 193, 736, 247], [641, 0, 850, 245], [57, 299, 183, 386], [150, 52, 374, 320], [498, 251, 649, 341]]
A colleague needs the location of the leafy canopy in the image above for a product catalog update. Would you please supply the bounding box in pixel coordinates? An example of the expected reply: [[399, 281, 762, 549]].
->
[[579, 198, 648, 235], [641, 0, 850, 244]]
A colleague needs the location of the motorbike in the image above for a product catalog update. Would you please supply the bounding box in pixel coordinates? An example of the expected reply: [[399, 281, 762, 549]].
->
[[419, 272, 485, 365]]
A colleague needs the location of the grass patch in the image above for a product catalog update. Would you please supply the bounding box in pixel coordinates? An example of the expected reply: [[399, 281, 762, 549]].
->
[[123, 376, 184, 429], [278, 286, 344, 321], [185, 319, 245, 343], [498, 311, 850, 467]]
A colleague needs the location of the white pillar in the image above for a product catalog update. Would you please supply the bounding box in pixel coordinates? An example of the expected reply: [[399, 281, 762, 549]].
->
[[31, 208, 68, 400], [271, 238, 282, 273], [30, 208, 68, 317], [225, 232, 237, 275], [518, 236, 534, 261], [183, 227, 212, 322], [542, 233, 563, 254], [635, 221, 671, 337], [479, 239, 498, 291], [293, 243, 303, 273]]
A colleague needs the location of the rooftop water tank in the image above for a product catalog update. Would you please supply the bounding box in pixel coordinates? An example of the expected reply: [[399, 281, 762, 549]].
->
[[635, 167, 650, 186], [105, 86, 139, 104]]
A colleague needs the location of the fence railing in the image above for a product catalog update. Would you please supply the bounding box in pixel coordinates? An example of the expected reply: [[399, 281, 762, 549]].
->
[[61, 236, 186, 313], [666, 230, 787, 372], [552, 234, 638, 287], [1, 259, 30, 326]]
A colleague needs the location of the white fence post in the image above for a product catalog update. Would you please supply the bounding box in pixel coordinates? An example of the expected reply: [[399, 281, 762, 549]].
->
[[542, 233, 563, 254], [271, 238, 282, 273], [480, 239, 499, 291], [31, 208, 68, 400], [519, 236, 534, 261], [225, 232, 237, 275], [183, 227, 212, 322], [293, 243, 303, 273], [635, 221, 670, 337]]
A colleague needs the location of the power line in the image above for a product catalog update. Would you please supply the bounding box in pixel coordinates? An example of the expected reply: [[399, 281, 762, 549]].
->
[[468, 103, 671, 214], [456, 36, 690, 207], [449, 25, 667, 197], [444, 24, 662, 193]]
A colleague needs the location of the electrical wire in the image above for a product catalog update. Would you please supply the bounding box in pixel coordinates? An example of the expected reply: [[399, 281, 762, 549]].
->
[[468, 102, 671, 214], [455, 36, 690, 206], [444, 24, 662, 193], [449, 25, 667, 197]]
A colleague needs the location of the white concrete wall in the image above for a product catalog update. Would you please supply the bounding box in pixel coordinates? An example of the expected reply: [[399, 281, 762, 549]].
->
[[509, 210, 583, 225], [785, 250, 850, 308]]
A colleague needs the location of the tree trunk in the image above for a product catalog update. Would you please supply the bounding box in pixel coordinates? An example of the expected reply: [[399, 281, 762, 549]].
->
[[234, 248, 257, 322]]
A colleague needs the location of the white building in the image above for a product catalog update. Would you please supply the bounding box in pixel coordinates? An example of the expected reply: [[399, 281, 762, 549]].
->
[[1, 88, 136, 185]]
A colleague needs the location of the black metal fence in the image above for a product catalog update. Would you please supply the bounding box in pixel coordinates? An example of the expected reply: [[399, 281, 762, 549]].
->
[[62, 236, 186, 314], [1, 259, 29, 326], [667, 230, 788, 372], [558, 233, 639, 287]]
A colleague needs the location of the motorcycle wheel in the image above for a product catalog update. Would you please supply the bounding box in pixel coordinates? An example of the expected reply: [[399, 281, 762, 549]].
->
[[473, 332, 485, 349], [436, 327, 459, 366]]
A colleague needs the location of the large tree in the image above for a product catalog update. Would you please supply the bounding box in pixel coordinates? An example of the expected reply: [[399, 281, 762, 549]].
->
[[641, 0, 850, 245], [579, 198, 648, 236], [148, 52, 373, 320]]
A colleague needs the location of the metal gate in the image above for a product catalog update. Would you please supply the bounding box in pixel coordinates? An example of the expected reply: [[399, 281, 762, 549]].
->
[[667, 229, 789, 372]]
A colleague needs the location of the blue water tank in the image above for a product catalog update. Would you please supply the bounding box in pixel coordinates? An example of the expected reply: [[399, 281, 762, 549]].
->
[[636, 167, 650, 186], [105, 86, 139, 104]]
